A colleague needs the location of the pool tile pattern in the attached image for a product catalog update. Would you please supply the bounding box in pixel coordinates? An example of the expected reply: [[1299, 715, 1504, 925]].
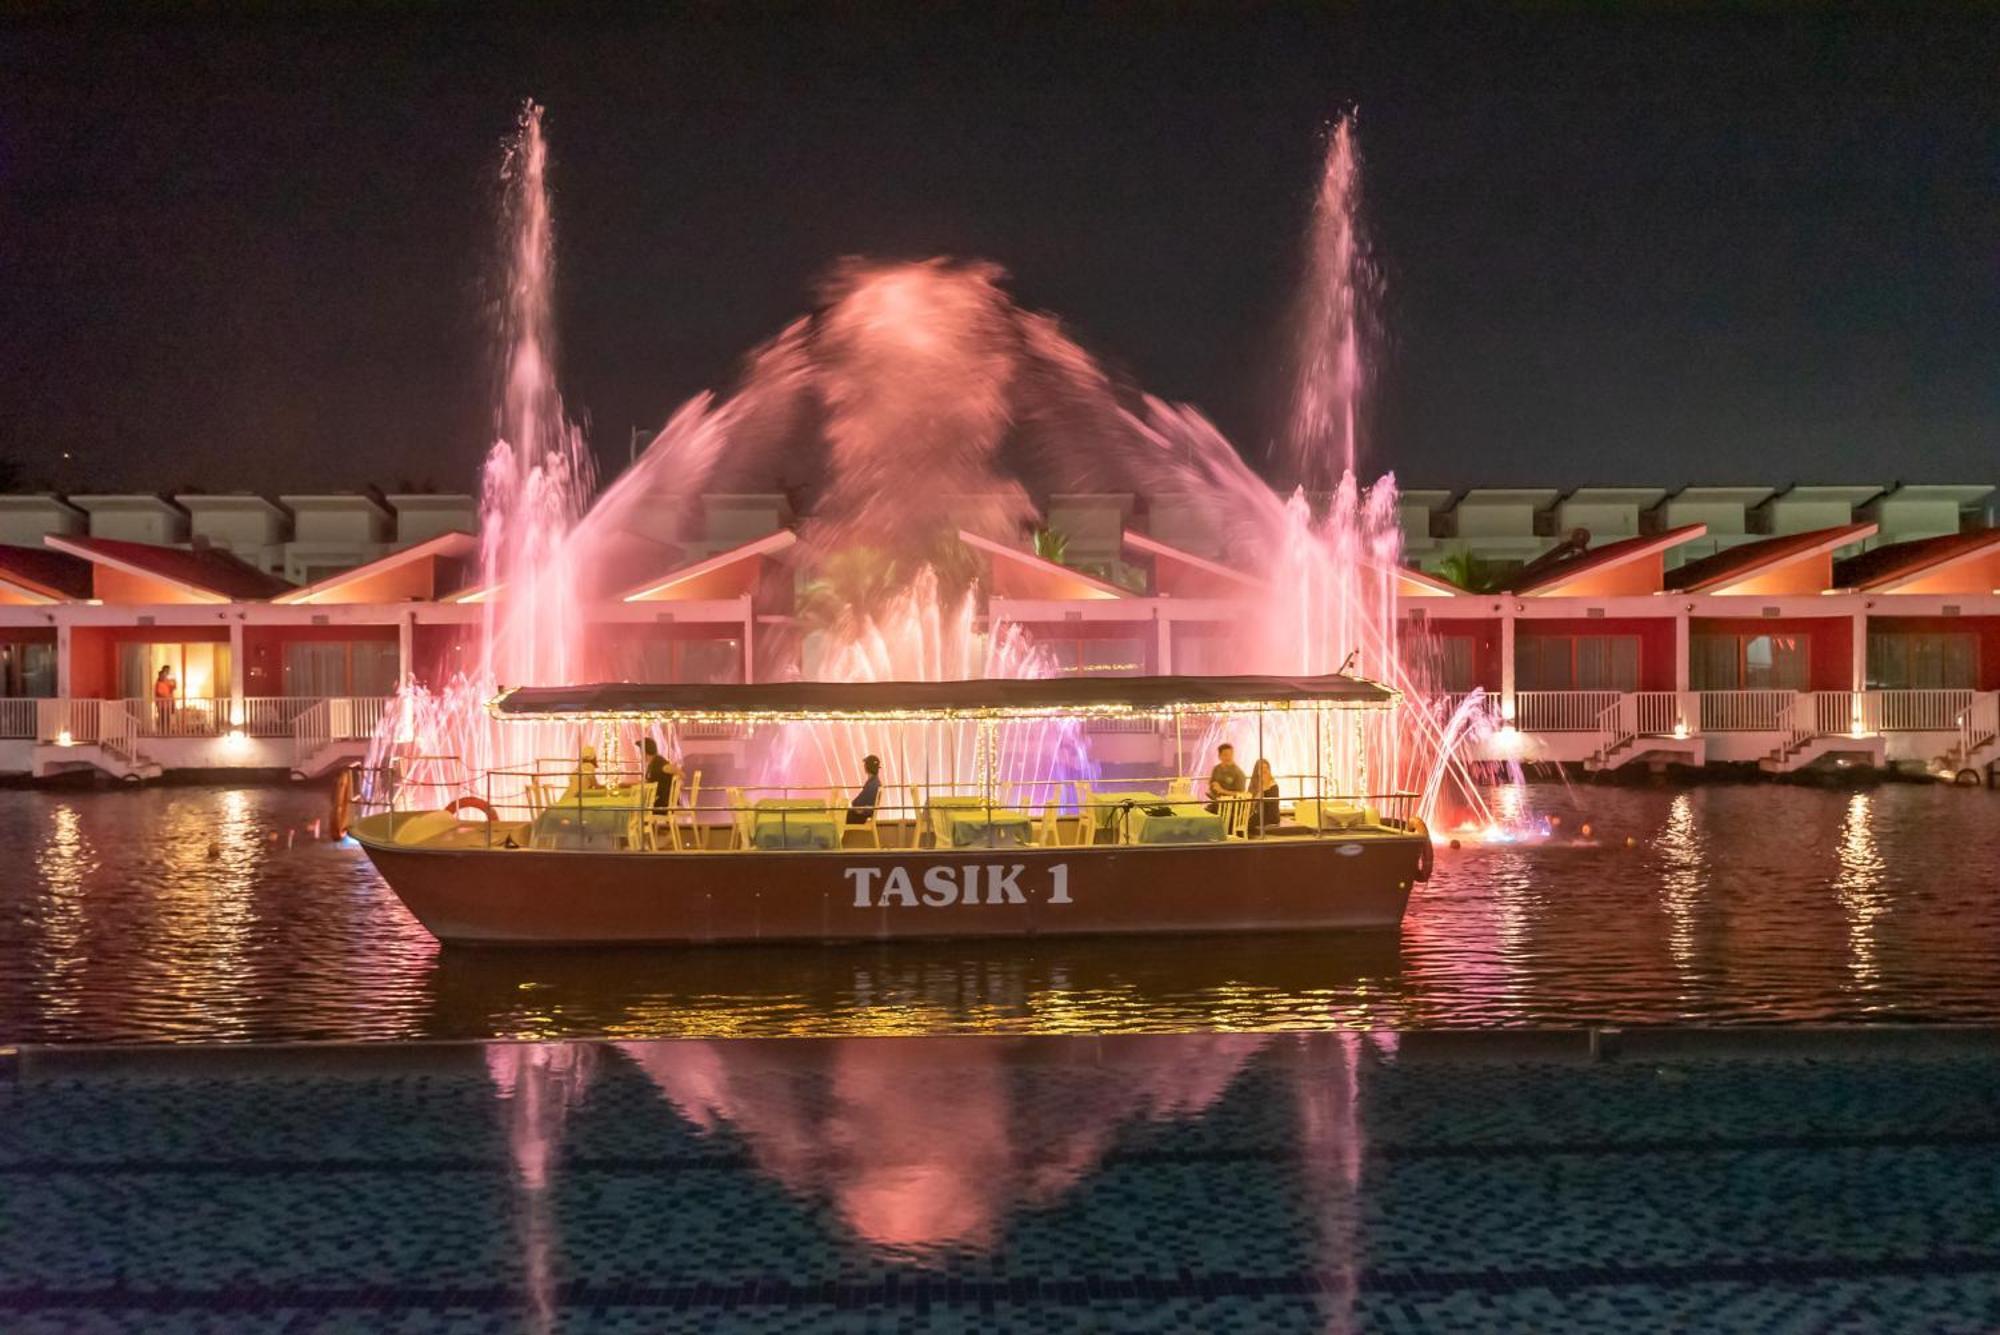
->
[[1, 1033, 1997, 1331]]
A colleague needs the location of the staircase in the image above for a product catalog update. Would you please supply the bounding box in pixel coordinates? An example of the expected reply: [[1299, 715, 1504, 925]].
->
[[1584, 692, 1704, 773], [291, 696, 389, 781], [1934, 694, 2000, 785], [31, 699, 163, 782], [1759, 692, 1885, 775]]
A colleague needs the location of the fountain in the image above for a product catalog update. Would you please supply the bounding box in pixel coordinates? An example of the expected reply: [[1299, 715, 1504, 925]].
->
[[368, 103, 1500, 835]]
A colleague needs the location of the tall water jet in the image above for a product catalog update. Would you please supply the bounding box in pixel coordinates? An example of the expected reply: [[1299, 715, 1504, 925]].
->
[[1282, 114, 1372, 490], [482, 100, 596, 693], [371, 102, 603, 809]]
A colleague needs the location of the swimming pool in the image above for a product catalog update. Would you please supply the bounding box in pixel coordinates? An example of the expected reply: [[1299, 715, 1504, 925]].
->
[[4, 1028, 1997, 1332]]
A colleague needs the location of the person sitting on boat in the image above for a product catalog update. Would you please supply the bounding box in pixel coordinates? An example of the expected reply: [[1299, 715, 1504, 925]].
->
[[1247, 757, 1281, 837], [558, 745, 603, 801], [1205, 743, 1246, 812], [640, 736, 680, 812], [847, 754, 882, 825]]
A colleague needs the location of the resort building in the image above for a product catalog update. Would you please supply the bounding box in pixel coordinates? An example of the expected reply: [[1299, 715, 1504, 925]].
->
[[0, 482, 1996, 787]]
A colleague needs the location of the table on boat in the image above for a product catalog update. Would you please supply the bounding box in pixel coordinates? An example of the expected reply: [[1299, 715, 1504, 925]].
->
[[530, 789, 648, 850], [751, 798, 840, 851], [1128, 801, 1227, 845], [928, 795, 1035, 848], [1089, 791, 1166, 837]]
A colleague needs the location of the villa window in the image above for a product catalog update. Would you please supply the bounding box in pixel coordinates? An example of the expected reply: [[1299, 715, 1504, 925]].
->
[[1168, 625, 1231, 676], [1867, 632, 1976, 690], [1405, 634, 1480, 692], [1514, 635, 1639, 691], [0, 640, 56, 698], [1690, 633, 1808, 690], [619, 637, 744, 685], [282, 641, 400, 697], [117, 642, 232, 701]]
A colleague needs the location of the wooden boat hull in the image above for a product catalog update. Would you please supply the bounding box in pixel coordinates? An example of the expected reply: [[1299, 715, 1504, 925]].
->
[[352, 813, 1428, 946]]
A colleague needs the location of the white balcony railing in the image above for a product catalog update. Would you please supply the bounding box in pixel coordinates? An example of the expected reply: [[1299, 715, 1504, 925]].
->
[[330, 696, 390, 741], [1632, 691, 1682, 736], [0, 698, 39, 739], [36, 698, 103, 745], [1514, 690, 1623, 732], [1698, 690, 1796, 733], [1863, 689, 1978, 733]]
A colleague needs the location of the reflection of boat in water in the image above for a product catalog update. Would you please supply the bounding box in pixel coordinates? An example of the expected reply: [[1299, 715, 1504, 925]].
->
[[353, 674, 1432, 946], [424, 929, 1407, 1037]]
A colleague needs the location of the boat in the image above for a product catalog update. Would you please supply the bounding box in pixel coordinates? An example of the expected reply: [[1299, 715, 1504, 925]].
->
[[348, 672, 1433, 946]]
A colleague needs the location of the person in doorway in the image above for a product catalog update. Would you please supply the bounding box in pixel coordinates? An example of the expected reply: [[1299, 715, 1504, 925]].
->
[[1247, 757, 1281, 837], [847, 754, 882, 825], [1205, 742, 1246, 812], [639, 736, 680, 813], [153, 665, 176, 730]]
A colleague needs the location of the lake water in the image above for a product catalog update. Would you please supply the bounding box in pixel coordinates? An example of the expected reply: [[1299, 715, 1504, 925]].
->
[[3, 780, 1998, 1044]]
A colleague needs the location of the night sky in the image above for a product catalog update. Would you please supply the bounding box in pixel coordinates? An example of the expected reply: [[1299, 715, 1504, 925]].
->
[[3, 3, 1996, 497]]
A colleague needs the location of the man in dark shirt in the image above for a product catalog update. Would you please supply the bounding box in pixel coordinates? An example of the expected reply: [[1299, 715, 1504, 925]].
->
[[847, 754, 882, 824], [640, 736, 679, 812], [1206, 742, 1246, 812]]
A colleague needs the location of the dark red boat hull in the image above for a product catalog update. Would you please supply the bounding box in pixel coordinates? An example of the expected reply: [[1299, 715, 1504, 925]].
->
[[353, 816, 1426, 946]]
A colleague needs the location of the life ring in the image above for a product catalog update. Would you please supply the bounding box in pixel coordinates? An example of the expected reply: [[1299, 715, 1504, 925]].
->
[[446, 795, 498, 822], [1411, 816, 1434, 882]]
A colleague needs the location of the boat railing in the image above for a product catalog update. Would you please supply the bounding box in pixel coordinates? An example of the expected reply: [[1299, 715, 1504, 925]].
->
[[352, 760, 1419, 851]]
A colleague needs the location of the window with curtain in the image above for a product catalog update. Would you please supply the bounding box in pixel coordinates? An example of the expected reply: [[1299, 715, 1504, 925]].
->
[[610, 637, 742, 684], [0, 642, 56, 697], [1169, 625, 1231, 676], [678, 638, 744, 684], [1691, 633, 1809, 690], [282, 641, 401, 696], [1515, 635, 1639, 691], [1868, 632, 1976, 689], [117, 642, 232, 699], [1405, 634, 1479, 691]]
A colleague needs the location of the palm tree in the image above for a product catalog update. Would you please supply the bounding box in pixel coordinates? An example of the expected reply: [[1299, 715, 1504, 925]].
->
[[1434, 547, 1494, 593]]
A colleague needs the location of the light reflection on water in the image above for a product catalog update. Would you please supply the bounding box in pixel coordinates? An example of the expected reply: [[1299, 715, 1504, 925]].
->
[[2, 781, 1999, 1043]]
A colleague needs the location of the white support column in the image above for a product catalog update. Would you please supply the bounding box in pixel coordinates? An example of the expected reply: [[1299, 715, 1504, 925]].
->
[[1499, 605, 1517, 724], [1850, 609, 1868, 693], [1850, 607, 1869, 733], [398, 612, 415, 688], [1154, 609, 1171, 675], [227, 614, 246, 723], [55, 618, 72, 697], [1673, 608, 1691, 693], [742, 599, 756, 685], [1673, 606, 1692, 733]]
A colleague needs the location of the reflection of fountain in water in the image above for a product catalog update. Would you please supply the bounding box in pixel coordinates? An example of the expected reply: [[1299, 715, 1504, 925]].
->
[[368, 106, 1493, 826], [488, 1042, 597, 1335], [621, 1034, 1264, 1256]]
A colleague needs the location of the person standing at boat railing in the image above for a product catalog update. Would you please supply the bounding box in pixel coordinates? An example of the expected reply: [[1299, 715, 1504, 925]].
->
[[1204, 742, 1246, 814]]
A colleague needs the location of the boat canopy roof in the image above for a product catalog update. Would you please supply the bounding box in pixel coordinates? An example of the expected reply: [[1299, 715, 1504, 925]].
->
[[490, 672, 1396, 724]]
